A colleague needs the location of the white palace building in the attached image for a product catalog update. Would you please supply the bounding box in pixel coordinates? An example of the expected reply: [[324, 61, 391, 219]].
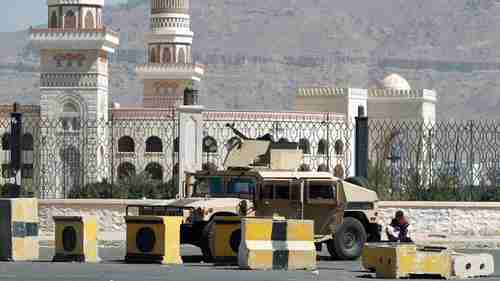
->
[[0, 0, 436, 198]]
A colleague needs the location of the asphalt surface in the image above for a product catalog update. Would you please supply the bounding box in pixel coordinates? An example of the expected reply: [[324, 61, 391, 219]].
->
[[0, 246, 498, 281]]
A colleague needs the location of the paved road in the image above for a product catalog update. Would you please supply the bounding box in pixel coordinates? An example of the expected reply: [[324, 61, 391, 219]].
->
[[0, 246, 497, 281]]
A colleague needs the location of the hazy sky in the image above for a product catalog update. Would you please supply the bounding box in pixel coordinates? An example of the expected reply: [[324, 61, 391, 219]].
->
[[0, 0, 128, 32], [0, 0, 47, 32]]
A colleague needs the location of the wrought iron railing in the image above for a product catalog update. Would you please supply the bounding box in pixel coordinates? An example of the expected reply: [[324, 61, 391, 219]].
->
[[368, 120, 500, 201], [0, 117, 178, 199], [1, 115, 499, 201]]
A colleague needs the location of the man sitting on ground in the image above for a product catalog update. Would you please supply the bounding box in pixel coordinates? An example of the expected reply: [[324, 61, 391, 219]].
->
[[386, 210, 413, 243]]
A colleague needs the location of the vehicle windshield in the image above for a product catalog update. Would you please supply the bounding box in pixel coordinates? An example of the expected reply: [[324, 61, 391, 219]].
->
[[193, 176, 256, 197], [227, 178, 256, 195], [193, 176, 223, 196]]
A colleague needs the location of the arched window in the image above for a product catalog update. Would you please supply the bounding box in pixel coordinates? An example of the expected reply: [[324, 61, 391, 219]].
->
[[117, 162, 136, 180], [334, 140, 344, 155], [63, 103, 78, 113], [64, 10, 76, 29], [84, 11, 94, 28], [22, 133, 33, 151], [298, 164, 311, 172], [202, 162, 218, 172], [299, 138, 311, 155], [61, 102, 80, 131], [162, 47, 171, 63], [2, 133, 9, 151], [278, 138, 289, 143], [173, 137, 179, 153], [317, 139, 329, 155], [178, 48, 185, 63], [50, 11, 58, 28], [150, 47, 157, 63], [145, 162, 163, 181], [146, 136, 163, 153], [317, 164, 330, 172], [203, 136, 217, 153], [2, 164, 13, 179], [118, 136, 135, 153], [155, 47, 161, 63], [334, 164, 344, 178]]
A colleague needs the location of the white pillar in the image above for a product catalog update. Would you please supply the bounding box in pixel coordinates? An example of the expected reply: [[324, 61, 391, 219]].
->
[[346, 88, 368, 177], [177, 105, 204, 198]]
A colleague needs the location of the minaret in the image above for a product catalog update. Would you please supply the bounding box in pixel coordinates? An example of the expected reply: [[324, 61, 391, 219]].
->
[[30, 0, 119, 121], [137, 0, 204, 109], [29, 0, 119, 198]]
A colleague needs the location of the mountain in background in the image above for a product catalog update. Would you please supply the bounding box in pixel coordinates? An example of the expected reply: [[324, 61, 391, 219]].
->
[[2, 0, 500, 119]]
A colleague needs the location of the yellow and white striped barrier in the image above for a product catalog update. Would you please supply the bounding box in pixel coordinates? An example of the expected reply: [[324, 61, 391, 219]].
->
[[125, 216, 183, 265], [362, 243, 494, 279], [209, 216, 241, 265], [238, 217, 316, 270], [0, 198, 38, 261], [53, 216, 99, 263]]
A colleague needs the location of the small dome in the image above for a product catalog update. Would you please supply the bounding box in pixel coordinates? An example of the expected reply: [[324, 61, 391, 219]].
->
[[381, 74, 411, 91]]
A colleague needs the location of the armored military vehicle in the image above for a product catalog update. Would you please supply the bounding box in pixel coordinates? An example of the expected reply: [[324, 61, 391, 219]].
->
[[138, 124, 381, 261]]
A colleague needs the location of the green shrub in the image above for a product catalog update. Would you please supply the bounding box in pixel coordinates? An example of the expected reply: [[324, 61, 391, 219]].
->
[[0, 183, 34, 198], [67, 172, 180, 199], [68, 180, 118, 199]]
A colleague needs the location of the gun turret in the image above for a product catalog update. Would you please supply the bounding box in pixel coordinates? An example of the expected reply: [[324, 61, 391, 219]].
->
[[223, 125, 303, 171]]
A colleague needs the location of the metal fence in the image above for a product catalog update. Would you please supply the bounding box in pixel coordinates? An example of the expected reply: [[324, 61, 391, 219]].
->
[[368, 120, 500, 201], [0, 117, 178, 199], [3, 113, 500, 201]]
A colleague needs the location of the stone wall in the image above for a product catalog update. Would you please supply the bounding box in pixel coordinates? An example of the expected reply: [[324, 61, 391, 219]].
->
[[37, 200, 500, 249], [38, 199, 173, 246], [378, 201, 500, 249]]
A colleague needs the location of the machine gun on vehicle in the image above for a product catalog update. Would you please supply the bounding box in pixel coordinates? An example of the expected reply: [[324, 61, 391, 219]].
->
[[223, 123, 302, 170]]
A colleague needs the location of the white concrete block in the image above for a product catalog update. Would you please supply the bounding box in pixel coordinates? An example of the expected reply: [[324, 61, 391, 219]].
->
[[452, 253, 494, 279]]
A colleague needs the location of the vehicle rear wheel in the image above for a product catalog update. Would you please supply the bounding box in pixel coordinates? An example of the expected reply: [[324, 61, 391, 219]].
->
[[331, 217, 367, 260]]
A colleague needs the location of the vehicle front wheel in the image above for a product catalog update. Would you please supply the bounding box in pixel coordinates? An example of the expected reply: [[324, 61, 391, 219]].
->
[[329, 217, 367, 260], [200, 220, 214, 262]]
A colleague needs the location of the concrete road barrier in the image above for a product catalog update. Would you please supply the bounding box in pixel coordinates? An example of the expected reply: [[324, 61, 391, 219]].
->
[[363, 243, 496, 279], [53, 216, 99, 263], [125, 216, 182, 265], [452, 253, 494, 279], [209, 216, 241, 265], [238, 217, 316, 270], [362, 243, 452, 279], [0, 198, 38, 261]]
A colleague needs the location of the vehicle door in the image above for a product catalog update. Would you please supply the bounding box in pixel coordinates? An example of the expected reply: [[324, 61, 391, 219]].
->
[[255, 179, 297, 218], [303, 179, 341, 235]]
